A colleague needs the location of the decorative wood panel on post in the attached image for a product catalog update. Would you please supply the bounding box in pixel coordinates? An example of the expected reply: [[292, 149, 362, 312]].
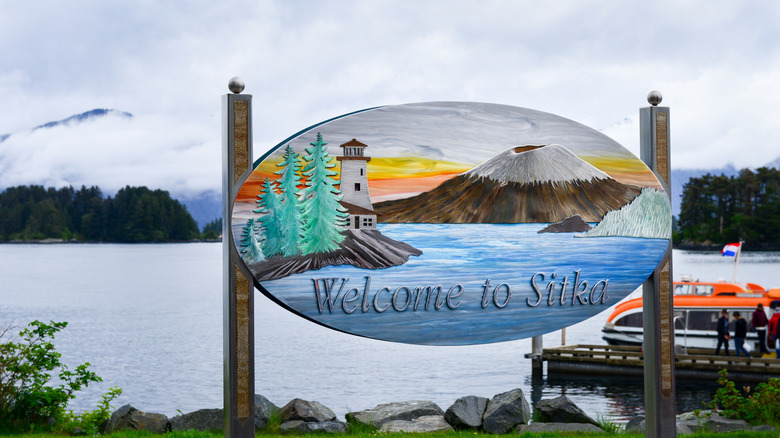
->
[[640, 90, 676, 438], [222, 77, 256, 438]]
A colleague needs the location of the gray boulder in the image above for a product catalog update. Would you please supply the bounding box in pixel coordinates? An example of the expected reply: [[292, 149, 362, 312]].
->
[[677, 412, 748, 433], [625, 415, 645, 433], [517, 423, 603, 433], [629, 412, 751, 435], [445, 395, 488, 430], [105, 404, 170, 434], [534, 395, 598, 425], [170, 408, 223, 432], [627, 415, 694, 435], [279, 398, 336, 423], [380, 415, 453, 433], [255, 394, 280, 429], [280, 420, 347, 434], [346, 400, 444, 429], [750, 425, 778, 432], [482, 389, 531, 434]]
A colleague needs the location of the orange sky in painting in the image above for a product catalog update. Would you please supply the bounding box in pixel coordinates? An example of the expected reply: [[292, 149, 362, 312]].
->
[[235, 154, 664, 205]]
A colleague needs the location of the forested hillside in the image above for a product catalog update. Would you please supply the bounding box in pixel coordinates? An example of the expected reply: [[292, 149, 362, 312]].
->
[[677, 167, 780, 248], [0, 185, 204, 242]]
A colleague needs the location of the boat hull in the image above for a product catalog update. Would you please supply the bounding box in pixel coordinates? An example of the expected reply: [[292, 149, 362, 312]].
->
[[602, 280, 780, 353]]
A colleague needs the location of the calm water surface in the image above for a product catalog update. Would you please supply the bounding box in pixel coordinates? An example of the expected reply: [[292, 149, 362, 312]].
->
[[1, 243, 778, 422]]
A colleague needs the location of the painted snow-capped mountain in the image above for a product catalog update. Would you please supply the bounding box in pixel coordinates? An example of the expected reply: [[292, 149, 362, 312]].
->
[[374, 144, 642, 223], [465, 144, 610, 186]]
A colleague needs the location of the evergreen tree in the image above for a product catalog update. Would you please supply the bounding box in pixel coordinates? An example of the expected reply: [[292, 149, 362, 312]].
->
[[299, 133, 348, 255], [0, 185, 199, 242], [678, 167, 780, 247], [254, 178, 285, 258], [239, 218, 263, 263], [201, 217, 222, 240], [275, 144, 303, 256]]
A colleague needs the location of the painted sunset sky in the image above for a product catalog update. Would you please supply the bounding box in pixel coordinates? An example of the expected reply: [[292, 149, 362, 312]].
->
[[236, 102, 660, 204]]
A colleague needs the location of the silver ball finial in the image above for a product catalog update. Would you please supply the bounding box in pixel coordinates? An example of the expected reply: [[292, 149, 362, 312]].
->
[[647, 90, 662, 106], [228, 77, 245, 94]]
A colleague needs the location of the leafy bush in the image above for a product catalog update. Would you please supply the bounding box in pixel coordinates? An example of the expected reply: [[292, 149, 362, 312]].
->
[[58, 385, 122, 435], [0, 320, 110, 432], [708, 369, 780, 425]]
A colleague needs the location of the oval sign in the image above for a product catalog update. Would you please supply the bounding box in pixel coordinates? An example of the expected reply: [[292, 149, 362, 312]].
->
[[231, 102, 670, 345]]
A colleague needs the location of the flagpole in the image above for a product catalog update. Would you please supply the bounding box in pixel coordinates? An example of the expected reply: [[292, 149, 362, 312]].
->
[[732, 240, 742, 283]]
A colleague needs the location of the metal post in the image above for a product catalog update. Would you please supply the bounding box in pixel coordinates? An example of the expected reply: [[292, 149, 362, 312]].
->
[[223, 77, 256, 438], [531, 335, 543, 377], [639, 90, 676, 438]]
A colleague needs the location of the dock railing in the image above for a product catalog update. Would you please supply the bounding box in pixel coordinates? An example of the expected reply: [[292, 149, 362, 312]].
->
[[542, 344, 780, 381]]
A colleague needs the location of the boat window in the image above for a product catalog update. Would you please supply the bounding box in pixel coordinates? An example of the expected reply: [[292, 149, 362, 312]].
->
[[715, 292, 736, 297], [743, 312, 753, 327], [674, 284, 692, 295], [614, 312, 643, 328], [687, 310, 720, 331], [674, 311, 686, 330], [694, 285, 713, 295]]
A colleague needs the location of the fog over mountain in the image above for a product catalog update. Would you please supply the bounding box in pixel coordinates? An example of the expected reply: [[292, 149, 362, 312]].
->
[[0, 108, 220, 227], [2, 107, 779, 228]]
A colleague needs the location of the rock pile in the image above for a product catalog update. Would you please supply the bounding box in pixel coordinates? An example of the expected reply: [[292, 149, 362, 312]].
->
[[627, 411, 777, 435], [103, 391, 777, 435]]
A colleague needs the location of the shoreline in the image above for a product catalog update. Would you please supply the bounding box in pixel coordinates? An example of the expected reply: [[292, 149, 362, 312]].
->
[[0, 238, 222, 244], [675, 242, 780, 252], [5, 239, 780, 252]]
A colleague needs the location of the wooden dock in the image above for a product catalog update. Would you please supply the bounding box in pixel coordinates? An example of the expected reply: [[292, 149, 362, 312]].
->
[[541, 344, 780, 382]]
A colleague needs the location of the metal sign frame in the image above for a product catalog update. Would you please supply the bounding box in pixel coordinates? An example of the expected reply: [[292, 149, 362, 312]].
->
[[222, 85, 256, 438]]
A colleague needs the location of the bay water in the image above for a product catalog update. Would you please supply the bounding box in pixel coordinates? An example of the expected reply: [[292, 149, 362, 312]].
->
[[1, 243, 778, 423]]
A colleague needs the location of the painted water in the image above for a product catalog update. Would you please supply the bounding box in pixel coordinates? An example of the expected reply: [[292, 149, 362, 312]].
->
[[261, 223, 668, 345], [2, 243, 778, 423]]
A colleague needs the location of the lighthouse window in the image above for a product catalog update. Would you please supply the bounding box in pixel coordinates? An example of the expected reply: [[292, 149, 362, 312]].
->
[[355, 183, 360, 191], [360, 168, 364, 176]]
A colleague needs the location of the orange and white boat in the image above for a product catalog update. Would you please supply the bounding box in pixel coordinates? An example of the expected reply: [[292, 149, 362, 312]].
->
[[602, 277, 780, 351]]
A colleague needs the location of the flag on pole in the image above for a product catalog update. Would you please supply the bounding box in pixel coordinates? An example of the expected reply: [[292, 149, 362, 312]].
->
[[722, 242, 741, 257]]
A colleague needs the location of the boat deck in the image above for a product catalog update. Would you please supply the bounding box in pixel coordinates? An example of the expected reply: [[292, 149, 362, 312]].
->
[[542, 344, 780, 382]]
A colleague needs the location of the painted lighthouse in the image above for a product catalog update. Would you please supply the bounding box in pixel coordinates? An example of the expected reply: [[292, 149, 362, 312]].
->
[[337, 138, 377, 230]]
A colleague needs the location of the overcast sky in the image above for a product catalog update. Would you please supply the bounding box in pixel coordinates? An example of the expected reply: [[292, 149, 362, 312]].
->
[[1, 0, 778, 197]]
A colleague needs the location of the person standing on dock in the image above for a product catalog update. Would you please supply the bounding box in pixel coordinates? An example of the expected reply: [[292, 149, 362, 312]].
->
[[733, 311, 749, 357], [715, 309, 730, 356], [769, 305, 780, 358], [752, 303, 769, 355]]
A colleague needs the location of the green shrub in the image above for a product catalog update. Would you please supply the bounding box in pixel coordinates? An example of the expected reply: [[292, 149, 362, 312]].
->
[[708, 369, 780, 425], [58, 385, 122, 435], [0, 320, 109, 432]]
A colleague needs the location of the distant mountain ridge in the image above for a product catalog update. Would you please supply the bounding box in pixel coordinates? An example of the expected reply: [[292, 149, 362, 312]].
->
[[669, 165, 739, 217], [375, 144, 642, 224], [34, 108, 133, 130], [0, 108, 133, 143]]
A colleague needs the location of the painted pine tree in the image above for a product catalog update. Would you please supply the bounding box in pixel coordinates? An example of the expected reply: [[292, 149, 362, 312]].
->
[[275, 144, 303, 256], [254, 178, 285, 258], [300, 133, 348, 255], [239, 217, 263, 263]]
